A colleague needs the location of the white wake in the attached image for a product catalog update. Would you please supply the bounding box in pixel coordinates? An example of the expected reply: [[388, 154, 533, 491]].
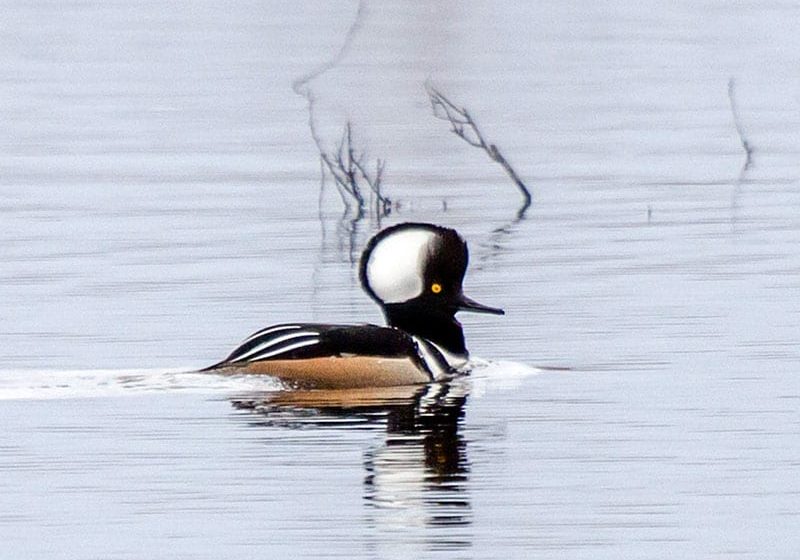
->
[[0, 367, 281, 400]]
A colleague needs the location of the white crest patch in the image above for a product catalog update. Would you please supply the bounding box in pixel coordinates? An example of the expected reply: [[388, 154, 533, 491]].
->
[[365, 228, 435, 303]]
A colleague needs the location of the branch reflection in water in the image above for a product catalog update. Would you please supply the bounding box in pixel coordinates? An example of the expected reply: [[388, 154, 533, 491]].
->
[[231, 381, 472, 543]]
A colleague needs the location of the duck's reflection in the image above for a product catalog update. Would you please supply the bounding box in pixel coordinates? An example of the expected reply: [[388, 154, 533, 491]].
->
[[231, 381, 472, 533], [363, 382, 470, 532]]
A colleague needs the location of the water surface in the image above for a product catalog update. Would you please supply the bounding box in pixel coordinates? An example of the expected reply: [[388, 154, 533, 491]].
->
[[1, 1, 799, 558]]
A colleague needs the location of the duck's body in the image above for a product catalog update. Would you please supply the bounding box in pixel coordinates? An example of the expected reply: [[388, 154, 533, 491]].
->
[[205, 223, 503, 388], [206, 322, 451, 388]]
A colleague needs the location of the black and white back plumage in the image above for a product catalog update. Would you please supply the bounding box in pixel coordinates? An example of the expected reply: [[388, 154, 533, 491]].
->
[[207, 323, 453, 381]]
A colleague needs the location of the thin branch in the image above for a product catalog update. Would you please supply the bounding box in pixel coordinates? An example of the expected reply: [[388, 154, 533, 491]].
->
[[728, 77, 753, 170], [291, 2, 366, 97], [291, 1, 389, 218], [352, 155, 389, 207], [358, 157, 389, 222], [314, 121, 390, 217], [426, 83, 532, 218]]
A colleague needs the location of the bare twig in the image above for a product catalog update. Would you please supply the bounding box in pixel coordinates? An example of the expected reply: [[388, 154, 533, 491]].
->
[[426, 83, 532, 218], [352, 155, 390, 214], [727, 78, 756, 232], [728, 77, 753, 170], [291, 1, 389, 218], [313, 122, 390, 217], [291, 1, 365, 98]]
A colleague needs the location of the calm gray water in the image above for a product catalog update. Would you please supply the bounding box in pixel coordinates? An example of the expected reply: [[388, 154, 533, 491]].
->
[[2, 1, 799, 558]]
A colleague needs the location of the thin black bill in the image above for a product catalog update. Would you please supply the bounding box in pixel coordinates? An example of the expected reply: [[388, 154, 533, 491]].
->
[[457, 294, 505, 315]]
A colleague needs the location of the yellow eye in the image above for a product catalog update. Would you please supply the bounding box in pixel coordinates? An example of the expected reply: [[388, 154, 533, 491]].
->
[[431, 283, 442, 294]]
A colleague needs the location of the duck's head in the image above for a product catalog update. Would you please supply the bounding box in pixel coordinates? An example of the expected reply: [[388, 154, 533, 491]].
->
[[359, 222, 504, 359]]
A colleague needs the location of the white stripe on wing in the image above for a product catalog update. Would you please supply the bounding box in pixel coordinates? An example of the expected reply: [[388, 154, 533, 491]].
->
[[426, 340, 468, 370], [231, 330, 320, 362], [245, 338, 321, 362], [239, 324, 302, 346], [411, 336, 448, 381]]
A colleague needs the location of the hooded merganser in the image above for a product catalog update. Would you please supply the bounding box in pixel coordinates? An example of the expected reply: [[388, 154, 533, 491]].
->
[[204, 222, 504, 388]]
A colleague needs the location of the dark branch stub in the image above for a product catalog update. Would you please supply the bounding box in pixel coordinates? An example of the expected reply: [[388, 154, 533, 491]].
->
[[727, 77, 754, 170], [426, 83, 532, 218]]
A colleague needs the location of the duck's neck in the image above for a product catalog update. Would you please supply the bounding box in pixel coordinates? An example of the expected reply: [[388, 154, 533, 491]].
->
[[382, 302, 467, 358]]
